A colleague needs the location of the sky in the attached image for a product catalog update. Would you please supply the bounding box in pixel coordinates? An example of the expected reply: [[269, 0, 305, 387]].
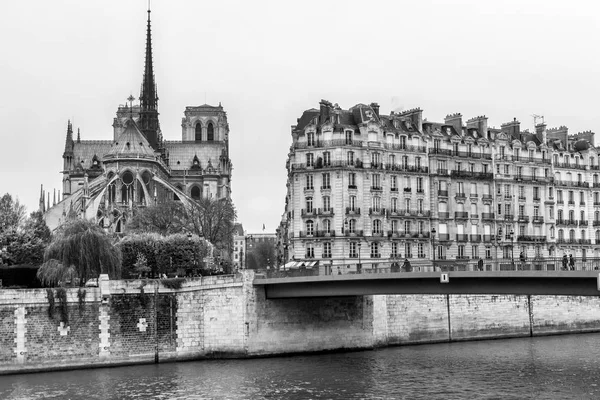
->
[[1, 0, 599, 233]]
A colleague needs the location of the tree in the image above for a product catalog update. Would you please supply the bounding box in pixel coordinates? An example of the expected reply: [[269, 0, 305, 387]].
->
[[126, 200, 187, 235], [247, 241, 276, 270], [185, 197, 236, 256], [37, 219, 121, 286], [0, 193, 26, 233]]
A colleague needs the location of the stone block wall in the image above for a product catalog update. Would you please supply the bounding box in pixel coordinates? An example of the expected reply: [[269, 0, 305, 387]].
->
[[2, 271, 600, 375]]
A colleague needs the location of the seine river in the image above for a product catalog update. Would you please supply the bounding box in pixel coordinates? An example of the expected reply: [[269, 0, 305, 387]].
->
[[2, 334, 600, 399]]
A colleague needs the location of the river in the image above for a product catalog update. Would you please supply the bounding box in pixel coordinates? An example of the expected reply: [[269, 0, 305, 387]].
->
[[1, 334, 600, 399]]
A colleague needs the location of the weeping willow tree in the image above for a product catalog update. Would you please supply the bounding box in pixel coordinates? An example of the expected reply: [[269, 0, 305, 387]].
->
[[37, 219, 121, 287]]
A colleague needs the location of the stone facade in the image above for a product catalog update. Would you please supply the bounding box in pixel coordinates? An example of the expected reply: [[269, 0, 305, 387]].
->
[[2, 271, 600, 374], [279, 101, 599, 271]]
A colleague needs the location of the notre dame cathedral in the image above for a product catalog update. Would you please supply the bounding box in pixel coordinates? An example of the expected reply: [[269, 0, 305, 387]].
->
[[42, 8, 233, 232]]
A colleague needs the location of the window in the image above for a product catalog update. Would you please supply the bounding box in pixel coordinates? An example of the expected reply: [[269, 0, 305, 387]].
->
[[518, 205, 525, 217], [457, 182, 464, 194], [389, 154, 396, 166], [370, 242, 380, 258], [195, 123, 202, 141], [373, 219, 382, 234], [307, 132, 315, 146], [323, 219, 331, 233], [207, 123, 214, 141], [405, 243, 412, 258], [400, 136, 407, 149], [533, 206, 539, 217], [518, 186, 525, 198], [306, 243, 314, 258], [418, 243, 425, 258], [306, 153, 314, 167], [472, 245, 478, 259], [347, 151, 354, 165], [191, 186, 201, 200], [306, 220, 314, 236], [349, 242, 357, 258], [322, 173, 330, 189], [485, 247, 491, 259], [306, 197, 313, 212], [349, 196, 357, 211], [402, 156, 409, 169], [504, 165, 509, 175], [550, 226, 555, 239], [415, 157, 421, 168], [469, 163, 475, 173], [533, 187, 539, 199], [345, 131, 352, 144], [349, 172, 356, 187], [322, 196, 331, 212], [323, 152, 331, 166], [569, 229, 575, 241], [458, 245, 465, 258], [404, 220, 411, 233], [391, 197, 398, 212], [348, 219, 356, 233], [372, 174, 381, 188], [391, 175, 397, 190], [306, 175, 313, 190], [391, 220, 398, 232], [505, 204, 511, 215], [391, 242, 399, 258], [417, 199, 424, 213], [581, 210, 585, 221], [417, 177, 423, 192], [371, 152, 380, 167], [323, 242, 331, 258]]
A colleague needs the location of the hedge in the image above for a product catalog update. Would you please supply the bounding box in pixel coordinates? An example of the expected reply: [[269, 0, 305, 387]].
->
[[118, 233, 211, 278]]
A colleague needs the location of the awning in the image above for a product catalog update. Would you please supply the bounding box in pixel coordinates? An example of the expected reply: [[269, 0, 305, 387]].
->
[[283, 261, 319, 269]]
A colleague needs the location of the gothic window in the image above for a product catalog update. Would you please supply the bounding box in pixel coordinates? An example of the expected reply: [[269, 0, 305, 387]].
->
[[191, 186, 201, 200], [195, 122, 202, 141], [207, 123, 214, 141]]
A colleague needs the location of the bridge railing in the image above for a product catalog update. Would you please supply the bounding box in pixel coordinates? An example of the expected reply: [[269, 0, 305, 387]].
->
[[256, 257, 600, 279]]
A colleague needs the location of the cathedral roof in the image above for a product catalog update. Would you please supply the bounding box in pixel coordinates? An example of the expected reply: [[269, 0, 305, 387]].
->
[[164, 141, 225, 170], [104, 118, 157, 160]]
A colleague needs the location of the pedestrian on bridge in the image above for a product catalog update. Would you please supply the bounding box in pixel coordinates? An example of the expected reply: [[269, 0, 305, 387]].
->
[[519, 252, 526, 270], [569, 254, 576, 271], [562, 254, 568, 271], [402, 258, 412, 272]]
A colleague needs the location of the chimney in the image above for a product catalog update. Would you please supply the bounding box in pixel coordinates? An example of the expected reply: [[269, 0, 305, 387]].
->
[[369, 103, 380, 118], [397, 108, 423, 132], [466, 116, 488, 139], [535, 122, 547, 145], [319, 100, 331, 124], [546, 126, 568, 149], [501, 118, 521, 140], [444, 113, 463, 135]]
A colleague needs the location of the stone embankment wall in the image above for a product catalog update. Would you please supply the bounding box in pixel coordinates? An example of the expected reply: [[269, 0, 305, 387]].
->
[[1, 271, 600, 374]]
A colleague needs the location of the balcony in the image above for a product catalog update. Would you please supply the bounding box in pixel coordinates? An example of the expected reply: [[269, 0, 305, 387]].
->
[[390, 187, 398, 192], [455, 211, 469, 219], [470, 234, 482, 242], [568, 201, 575, 205], [301, 209, 317, 217], [438, 233, 450, 241], [455, 192, 466, 200], [518, 196, 526, 201], [438, 212, 450, 219], [517, 215, 530, 223], [579, 239, 592, 245], [385, 164, 429, 174], [429, 148, 453, 156], [451, 170, 494, 180], [370, 231, 385, 238], [369, 207, 386, 216], [504, 214, 514, 220], [370, 253, 382, 259], [456, 234, 468, 242], [370, 186, 383, 192], [594, 221, 600, 226], [345, 207, 361, 215], [315, 230, 336, 238], [483, 234, 494, 242], [438, 190, 449, 197], [532, 216, 544, 224], [320, 185, 331, 191], [387, 230, 401, 238], [384, 143, 427, 153], [470, 214, 479, 220], [348, 184, 357, 190], [482, 213, 495, 220], [517, 235, 547, 243], [344, 229, 364, 237], [482, 194, 493, 201], [436, 168, 449, 176], [317, 207, 334, 216], [533, 197, 541, 202], [456, 256, 470, 260], [579, 220, 589, 226]]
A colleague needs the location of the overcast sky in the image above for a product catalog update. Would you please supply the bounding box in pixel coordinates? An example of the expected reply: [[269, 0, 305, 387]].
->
[[1, 0, 599, 233]]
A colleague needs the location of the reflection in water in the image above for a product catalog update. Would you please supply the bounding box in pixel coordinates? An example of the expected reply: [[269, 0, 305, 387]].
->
[[1, 334, 600, 399]]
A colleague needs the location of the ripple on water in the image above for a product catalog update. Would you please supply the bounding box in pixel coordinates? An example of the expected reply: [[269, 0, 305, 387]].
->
[[1, 334, 600, 399]]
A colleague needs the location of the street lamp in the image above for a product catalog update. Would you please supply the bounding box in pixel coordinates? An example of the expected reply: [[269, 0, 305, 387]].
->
[[509, 229, 515, 269], [357, 242, 362, 273], [431, 227, 436, 272]]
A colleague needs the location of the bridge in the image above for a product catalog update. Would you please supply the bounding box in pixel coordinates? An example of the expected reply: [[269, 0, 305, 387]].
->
[[254, 266, 600, 299]]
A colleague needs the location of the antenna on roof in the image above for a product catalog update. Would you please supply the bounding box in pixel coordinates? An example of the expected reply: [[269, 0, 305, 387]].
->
[[532, 114, 545, 127]]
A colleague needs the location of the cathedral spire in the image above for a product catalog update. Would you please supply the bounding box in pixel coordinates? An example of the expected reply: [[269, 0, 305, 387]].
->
[[138, 6, 160, 150], [63, 120, 74, 156], [140, 8, 158, 111]]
